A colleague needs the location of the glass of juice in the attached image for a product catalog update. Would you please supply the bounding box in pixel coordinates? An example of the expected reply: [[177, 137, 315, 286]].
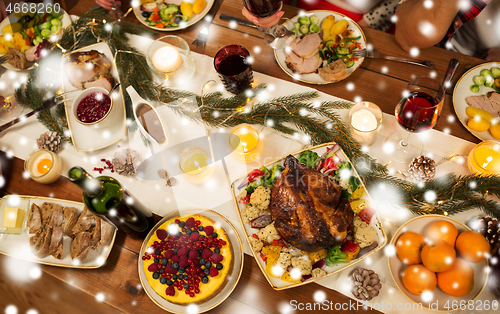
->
[[229, 124, 263, 163], [467, 141, 500, 175], [179, 147, 214, 184], [24, 149, 63, 184]]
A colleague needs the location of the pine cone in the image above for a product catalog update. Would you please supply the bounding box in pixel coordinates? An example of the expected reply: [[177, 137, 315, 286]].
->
[[112, 148, 141, 176], [350, 268, 382, 301], [408, 155, 436, 182], [36, 131, 62, 152], [468, 216, 500, 254]]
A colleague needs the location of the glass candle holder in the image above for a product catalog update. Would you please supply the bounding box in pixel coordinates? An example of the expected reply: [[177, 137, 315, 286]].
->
[[229, 124, 263, 163], [214, 45, 254, 94], [147, 35, 195, 86], [24, 149, 63, 184], [179, 146, 214, 184], [348, 102, 383, 146], [467, 141, 500, 175]]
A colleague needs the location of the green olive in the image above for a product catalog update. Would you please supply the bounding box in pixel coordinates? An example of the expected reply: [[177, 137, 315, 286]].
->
[[339, 39, 347, 48], [341, 56, 350, 63]]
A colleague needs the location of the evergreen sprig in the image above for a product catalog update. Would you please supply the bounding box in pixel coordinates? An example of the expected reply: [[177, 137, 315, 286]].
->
[[14, 9, 500, 219]]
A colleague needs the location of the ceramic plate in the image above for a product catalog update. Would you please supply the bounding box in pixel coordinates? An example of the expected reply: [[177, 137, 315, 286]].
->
[[61, 42, 127, 152], [0, 6, 72, 71], [230, 142, 387, 290], [0, 195, 117, 268], [453, 62, 500, 141], [274, 10, 366, 85], [132, 0, 214, 32], [388, 215, 488, 312], [138, 209, 243, 313]]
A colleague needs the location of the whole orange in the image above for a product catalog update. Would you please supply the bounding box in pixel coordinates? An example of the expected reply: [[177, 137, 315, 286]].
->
[[437, 257, 474, 297], [456, 230, 490, 263], [427, 220, 458, 247], [396, 232, 426, 265], [402, 264, 437, 295], [421, 240, 456, 272]]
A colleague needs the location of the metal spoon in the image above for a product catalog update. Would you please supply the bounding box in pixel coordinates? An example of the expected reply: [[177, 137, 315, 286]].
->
[[91, 83, 120, 113]]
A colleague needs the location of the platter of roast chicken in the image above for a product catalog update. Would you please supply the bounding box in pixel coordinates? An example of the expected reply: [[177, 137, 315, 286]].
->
[[0, 195, 117, 268], [231, 143, 387, 289], [274, 11, 366, 85]]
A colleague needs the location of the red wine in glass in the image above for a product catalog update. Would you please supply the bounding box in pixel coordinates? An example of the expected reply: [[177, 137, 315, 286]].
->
[[214, 45, 254, 94], [396, 91, 442, 132], [242, 0, 283, 18]]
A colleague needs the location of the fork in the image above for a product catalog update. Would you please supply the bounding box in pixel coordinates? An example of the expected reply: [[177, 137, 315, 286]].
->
[[192, 0, 223, 48], [0, 55, 9, 66], [352, 48, 434, 68]]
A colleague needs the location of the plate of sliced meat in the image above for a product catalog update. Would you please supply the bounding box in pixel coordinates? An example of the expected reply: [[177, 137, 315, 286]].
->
[[274, 11, 366, 85], [0, 195, 117, 268], [453, 62, 500, 141]]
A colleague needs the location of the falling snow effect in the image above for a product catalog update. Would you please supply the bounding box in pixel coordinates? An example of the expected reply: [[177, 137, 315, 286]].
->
[[313, 290, 326, 302], [409, 48, 420, 57]]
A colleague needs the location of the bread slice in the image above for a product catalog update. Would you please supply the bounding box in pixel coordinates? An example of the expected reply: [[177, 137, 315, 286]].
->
[[90, 216, 102, 250], [72, 207, 95, 235], [48, 204, 64, 227], [48, 226, 63, 258], [27, 203, 42, 234], [40, 202, 54, 226], [71, 232, 91, 261], [318, 59, 348, 82], [52, 244, 63, 260], [62, 207, 79, 237], [7, 47, 27, 70], [100, 219, 115, 246], [29, 227, 53, 258]]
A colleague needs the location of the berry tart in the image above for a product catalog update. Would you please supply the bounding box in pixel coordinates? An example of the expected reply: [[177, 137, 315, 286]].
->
[[142, 214, 233, 304]]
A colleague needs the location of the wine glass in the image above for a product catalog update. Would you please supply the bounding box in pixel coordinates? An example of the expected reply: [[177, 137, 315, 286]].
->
[[0, 95, 24, 124], [385, 76, 444, 163], [242, 0, 295, 49]]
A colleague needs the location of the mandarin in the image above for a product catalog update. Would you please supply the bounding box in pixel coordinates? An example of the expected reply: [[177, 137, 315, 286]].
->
[[421, 240, 456, 272], [437, 257, 474, 297], [456, 231, 490, 263], [402, 264, 437, 295], [396, 232, 426, 265], [427, 220, 458, 247]]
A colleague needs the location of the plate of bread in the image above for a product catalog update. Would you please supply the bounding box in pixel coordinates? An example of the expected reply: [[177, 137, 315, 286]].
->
[[0, 195, 117, 268]]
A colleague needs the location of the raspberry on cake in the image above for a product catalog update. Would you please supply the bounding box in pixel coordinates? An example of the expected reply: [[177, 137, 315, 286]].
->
[[142, 214, 232, 304]]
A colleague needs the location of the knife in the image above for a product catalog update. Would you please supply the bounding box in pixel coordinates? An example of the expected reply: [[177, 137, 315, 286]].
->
[[0, 99, 59, 133]]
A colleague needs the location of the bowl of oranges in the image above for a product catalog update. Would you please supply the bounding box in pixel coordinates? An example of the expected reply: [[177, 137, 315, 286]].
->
[[388, 215, 490, 311]]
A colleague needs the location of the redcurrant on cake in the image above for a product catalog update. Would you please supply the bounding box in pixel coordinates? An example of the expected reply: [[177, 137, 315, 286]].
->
[[142, 214, 232, 304]]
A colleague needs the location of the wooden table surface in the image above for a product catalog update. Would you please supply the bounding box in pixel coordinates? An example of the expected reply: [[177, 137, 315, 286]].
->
[[0, 0, 487, 313]]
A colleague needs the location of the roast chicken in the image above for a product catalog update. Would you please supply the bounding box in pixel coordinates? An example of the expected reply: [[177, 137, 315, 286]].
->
[[270, 155, 354, 252]]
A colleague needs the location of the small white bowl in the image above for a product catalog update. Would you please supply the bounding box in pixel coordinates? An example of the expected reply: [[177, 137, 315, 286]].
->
[[72, 87, 114, 128]]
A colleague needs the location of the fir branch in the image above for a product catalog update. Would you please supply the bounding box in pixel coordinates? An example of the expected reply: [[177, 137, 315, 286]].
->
[[14, 10, 500, 220]]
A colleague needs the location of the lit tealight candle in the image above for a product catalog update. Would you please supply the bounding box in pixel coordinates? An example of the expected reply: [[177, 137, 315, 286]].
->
[[348, 102, 383, 146], [152, 46, 183, 73], [24, 149, 63, 184], [468, 141, 500, 175], [351, 109, 377, 132], [230, 124, 263, 163]]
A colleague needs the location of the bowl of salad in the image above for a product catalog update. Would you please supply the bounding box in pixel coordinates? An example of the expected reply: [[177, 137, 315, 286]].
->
[[133, 0, 213, 31]]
